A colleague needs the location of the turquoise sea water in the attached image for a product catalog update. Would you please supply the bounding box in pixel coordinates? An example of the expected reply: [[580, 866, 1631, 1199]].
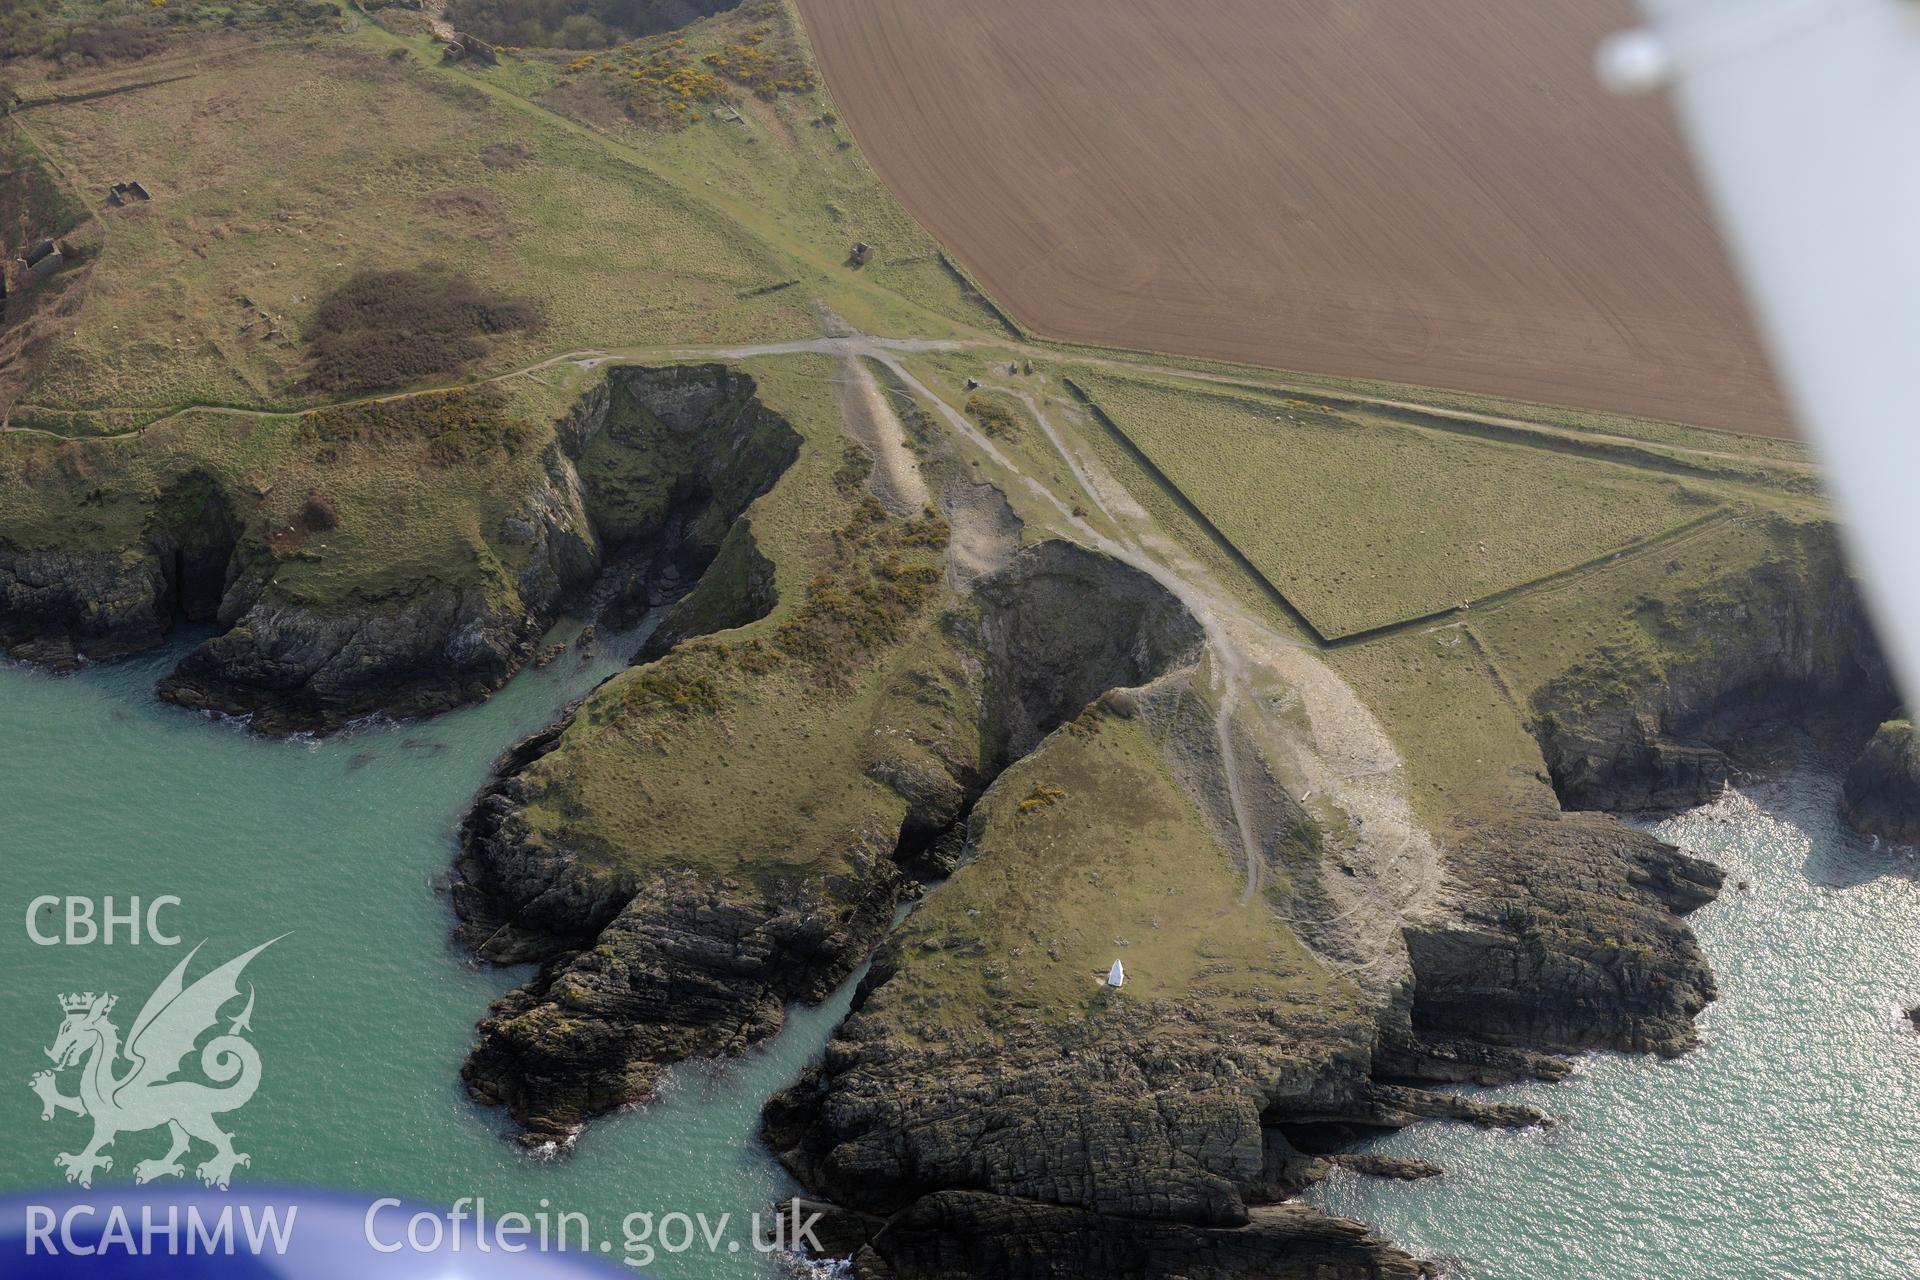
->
[[4, 637, 1917, 1278], [0, 627, 851, 1277], [1309, 762, 1920, 1279]]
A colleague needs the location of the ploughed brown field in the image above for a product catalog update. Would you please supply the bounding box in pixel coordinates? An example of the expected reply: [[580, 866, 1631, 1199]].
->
[[792, 0, 1792, 437]]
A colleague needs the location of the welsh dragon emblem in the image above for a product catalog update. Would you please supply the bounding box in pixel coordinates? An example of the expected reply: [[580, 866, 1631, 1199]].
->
[[29, 939, 280, 1190]]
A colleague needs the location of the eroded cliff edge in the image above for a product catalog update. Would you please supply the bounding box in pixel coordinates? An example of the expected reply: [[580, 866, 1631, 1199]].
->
[[1522, 510, 1920, 855], [0, 365, 794, 732], [748, 517, 1910, 1280], [451, 536, 1208, 1144], [1529, 516, 1893, 814], [443, 398, 1853, 1277]]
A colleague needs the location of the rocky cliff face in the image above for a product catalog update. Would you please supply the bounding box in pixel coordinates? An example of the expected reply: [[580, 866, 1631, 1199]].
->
[[758, 679, 1714, 1280], [1844, 719, 1920, 845], [437, 487, 1893, 1279], [461, 858, 906, 1148], [155, 450, 601, 733], [835, 1193, 1431, 1280], [1403, 811, 1721, 1058], [1421, 520, 1901, 1070], [633, 518, 777, 663], [1531, 517, 1893, 813], [972, 538, 1205, 762], [450, 539, 1209, 1148], [563, 364, 800, 567], [0, 543, 173, 669], [0, 365, 796, 733], [453, 685, 923, 1147], [1, 469, 238, 670]]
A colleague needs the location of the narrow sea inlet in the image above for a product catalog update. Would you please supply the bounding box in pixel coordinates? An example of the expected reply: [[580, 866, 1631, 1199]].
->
[[4, 642, 1916, 1279], [0, 627, 845, 1279]]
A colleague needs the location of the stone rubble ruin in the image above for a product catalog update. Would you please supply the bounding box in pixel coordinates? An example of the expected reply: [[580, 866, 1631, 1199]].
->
[[442, 33, 500, 66]]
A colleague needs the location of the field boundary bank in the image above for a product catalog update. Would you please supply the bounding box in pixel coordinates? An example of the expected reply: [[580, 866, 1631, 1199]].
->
[[1060, 376, 1330, 644], [11, 334, 1745, 660], [1025, 328, 1804, 453], [1, 343, 641, 436], [1320, 509, 1738, 647], [935, 252, 1026, 341], [1103, 371, 1813, 496], [1062, 375, 1743, 652], [1275, 390, 1811, 493], [9, 75, 199, 115]]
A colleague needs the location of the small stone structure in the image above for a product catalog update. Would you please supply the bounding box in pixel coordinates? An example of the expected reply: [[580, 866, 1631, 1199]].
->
[[9, 238, 67, 290], [849, 241, 873, 267], [107, 181, 151, 207], [442, 33, 499, 66], [24, 239, 63, 280]]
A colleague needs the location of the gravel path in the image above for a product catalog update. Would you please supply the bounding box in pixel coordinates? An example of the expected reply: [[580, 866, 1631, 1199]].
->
[[889, 357, 1444, 990]]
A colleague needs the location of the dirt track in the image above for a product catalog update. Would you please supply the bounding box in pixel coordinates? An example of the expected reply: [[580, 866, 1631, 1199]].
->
[[793, 0, 1792, 437], [836, 355, 929, 516]]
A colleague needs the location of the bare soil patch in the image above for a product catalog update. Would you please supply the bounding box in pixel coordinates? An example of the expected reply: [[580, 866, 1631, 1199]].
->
[[416, 186, 514, 239], [793, 0, 1792, 436], [835, 355, 927, 516]]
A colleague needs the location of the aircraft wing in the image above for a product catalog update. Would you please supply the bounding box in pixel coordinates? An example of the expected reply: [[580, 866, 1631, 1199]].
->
[[1605, 0, 1920, 698]]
